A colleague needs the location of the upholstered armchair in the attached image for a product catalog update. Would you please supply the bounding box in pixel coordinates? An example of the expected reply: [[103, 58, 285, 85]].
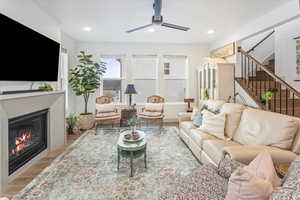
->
[[138, 95, 165, 132], [94, 96, 121, 130]]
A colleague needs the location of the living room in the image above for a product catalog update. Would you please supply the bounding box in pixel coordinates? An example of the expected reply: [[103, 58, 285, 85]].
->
[[0, 0, 300, 199]]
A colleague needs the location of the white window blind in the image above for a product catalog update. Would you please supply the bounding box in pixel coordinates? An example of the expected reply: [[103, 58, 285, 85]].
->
[[132, 55, 158, 103], [163, 55, 187, 102]]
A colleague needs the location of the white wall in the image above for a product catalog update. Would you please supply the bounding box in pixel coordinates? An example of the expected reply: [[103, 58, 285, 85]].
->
[[73, 42, 208, 120], [275, 18, 300, 91], [210, 1, 300, 50], [0, 0, 61, 92]]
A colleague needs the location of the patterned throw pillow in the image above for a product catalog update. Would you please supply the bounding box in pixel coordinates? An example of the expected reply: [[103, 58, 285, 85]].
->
[[192, 112, 203, 127], [218, 155, 245, 179]]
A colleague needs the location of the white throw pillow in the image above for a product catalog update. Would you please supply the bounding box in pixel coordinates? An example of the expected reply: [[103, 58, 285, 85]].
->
[[221, 103, 246, 139], [198, 109, 226, 140], [145, 103, 163, 112], [95, 103, 116, 113], [234, 108, 299, 150]]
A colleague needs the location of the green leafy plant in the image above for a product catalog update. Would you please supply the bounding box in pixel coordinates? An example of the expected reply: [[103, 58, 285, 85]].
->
[[66, 112, 78, 134], [203, 89, 209, 100], [261, 88, 278, 110], [69, 51, 106, 114], [39, 83, 53, 91], [127, 116, 140, 127]]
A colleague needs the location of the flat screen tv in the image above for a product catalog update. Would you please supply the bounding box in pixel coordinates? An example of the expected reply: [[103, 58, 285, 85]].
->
[[0, 13, 60, 81]]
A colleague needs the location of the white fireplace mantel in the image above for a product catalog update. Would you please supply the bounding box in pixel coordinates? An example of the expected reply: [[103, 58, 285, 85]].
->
[[0, 91, 66, 195]]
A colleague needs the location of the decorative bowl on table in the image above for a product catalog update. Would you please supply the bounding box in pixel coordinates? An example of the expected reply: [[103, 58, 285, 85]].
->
[[123, 132, 143, 143]]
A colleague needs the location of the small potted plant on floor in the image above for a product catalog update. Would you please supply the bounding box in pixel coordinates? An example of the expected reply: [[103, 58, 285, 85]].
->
[[66, 112, 78, 134], [69, 51, 106, 130]]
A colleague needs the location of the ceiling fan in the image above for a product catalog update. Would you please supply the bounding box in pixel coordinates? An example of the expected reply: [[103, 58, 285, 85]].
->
[[126, 0, 190, 33]]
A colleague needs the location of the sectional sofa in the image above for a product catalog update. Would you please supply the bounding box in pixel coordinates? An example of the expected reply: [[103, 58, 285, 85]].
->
[[178, 100, 300, 165]]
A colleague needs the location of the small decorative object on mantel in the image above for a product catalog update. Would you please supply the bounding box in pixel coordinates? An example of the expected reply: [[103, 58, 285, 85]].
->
[[38, 83, 54, 91], [184, 98, 194, 112], [295, 36, 300, 81]]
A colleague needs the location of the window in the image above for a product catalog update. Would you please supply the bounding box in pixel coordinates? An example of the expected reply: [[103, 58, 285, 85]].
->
[[163, 55, 187, 102], [132, 55, 158, 103], [101, 58, 123, 103]]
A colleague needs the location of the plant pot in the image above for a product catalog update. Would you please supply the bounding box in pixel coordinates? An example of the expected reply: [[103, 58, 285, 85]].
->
[[78, 113, 94, 130]]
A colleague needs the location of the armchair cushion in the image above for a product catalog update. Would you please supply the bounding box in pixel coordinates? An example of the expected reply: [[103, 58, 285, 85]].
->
[[138, 111, 163, 117], [145, 103, 163, 112], [96, 103, 116, 113], [95, 112, 120, 118]]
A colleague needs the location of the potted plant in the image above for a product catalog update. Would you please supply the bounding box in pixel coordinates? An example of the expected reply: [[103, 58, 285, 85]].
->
[[39, 83, 54, 91], [261, 88, 278, 110], [127, 116, 140, 134], [69, 51, 106, 130], [203, 89, 209, 100], [66, 112, 78, 134]]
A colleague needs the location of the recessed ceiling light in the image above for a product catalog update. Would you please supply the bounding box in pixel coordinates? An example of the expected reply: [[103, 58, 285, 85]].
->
[[207, 30, 215, 34], [148, 28, 156, 33], [83, 26, 92, 32]]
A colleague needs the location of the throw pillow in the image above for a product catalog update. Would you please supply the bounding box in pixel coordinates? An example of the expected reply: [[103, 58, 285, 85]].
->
[[145, 103, 163, 112], [218, 155, 245, 179], [225, 167, 274, 200], [198, 109, 226, 140], [95, 103, 116, 113], [192, 112, 203, 127], [225, 151, 282, 200]]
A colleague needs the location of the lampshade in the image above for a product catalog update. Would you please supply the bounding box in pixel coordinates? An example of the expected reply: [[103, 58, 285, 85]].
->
[[125, 84, 137, 94], [184, 98, 194, 103]]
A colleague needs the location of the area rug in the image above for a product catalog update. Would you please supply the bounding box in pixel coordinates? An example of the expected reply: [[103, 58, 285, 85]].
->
[[12, 127, 200, 200]]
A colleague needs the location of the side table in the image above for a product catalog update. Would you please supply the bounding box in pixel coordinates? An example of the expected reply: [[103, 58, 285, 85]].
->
[[120, 108, 137, 127]]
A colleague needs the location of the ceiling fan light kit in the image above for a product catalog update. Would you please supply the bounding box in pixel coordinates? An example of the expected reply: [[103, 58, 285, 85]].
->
[[127, 0, 190, 33]]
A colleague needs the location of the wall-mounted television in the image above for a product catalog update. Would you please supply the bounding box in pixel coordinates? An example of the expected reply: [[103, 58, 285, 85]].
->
[[0, 13, 60, 81]]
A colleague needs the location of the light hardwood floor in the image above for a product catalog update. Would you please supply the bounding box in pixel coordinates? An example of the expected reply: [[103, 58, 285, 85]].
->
[[4, 123, 178, 198]]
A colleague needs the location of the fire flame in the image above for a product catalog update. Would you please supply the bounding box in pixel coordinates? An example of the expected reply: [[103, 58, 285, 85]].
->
[[11, 129, 32, 154]]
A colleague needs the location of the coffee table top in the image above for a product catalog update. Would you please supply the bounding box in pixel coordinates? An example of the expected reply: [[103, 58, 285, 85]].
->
[[118, 130, 146, 151]]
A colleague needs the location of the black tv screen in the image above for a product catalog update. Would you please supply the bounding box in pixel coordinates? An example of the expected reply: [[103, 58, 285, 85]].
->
[[0, 13, 60, 81]]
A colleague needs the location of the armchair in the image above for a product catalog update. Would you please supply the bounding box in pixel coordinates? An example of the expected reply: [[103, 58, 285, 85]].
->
[[94, 96, 121, 130], [138, 95, 165, 132]]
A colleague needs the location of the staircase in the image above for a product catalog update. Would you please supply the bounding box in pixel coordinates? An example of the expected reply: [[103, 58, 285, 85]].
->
[[236, 47, 300, 117]]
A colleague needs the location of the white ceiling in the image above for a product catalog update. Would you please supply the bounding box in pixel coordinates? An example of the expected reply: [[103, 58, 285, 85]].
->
[[34, 0, 291, 44]]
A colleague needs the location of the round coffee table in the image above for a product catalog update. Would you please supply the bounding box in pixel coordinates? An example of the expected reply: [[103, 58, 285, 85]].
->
[[117, 129, 147, 177]]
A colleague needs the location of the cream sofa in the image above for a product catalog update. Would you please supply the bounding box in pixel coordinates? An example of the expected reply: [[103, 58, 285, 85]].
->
[[178, 100, 300, 166]]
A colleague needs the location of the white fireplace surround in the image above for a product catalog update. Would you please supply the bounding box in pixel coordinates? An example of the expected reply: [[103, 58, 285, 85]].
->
[[0, 91, 66, 196]]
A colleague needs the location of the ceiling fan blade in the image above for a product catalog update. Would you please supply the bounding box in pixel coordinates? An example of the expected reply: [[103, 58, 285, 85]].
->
[[161, 23, 190, 31], [126, 24, 153, 33]]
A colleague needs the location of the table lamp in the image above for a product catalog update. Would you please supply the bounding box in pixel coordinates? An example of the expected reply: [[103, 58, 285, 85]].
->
[[184, 98, 194, 112], [125, 84, 137, 106]]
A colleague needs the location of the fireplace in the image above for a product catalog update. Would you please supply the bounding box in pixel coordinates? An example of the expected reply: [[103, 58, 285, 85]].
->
[[8, 109, 48, 175]]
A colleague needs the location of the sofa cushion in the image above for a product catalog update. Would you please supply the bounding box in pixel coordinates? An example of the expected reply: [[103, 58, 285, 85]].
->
[[189, 129, 217, 148], [159, 164, 228, 200], [220, 103, 246, 139], [198, 110, 226, 140], [223, 145, 297, 165], [96, 103, 116, 113], [145, 103, 163, 112], [291, 121, 300, 154], [202, 139, 240, 164], [234, 108, 299, 150], [180, 121, 197, 135]]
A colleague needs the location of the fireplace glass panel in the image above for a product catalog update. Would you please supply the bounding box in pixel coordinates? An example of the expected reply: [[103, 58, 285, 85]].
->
[[8, 109, 48, 175]]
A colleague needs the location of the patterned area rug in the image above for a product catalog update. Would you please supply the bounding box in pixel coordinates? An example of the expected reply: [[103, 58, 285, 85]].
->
[[12, 127, 200, 200]]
